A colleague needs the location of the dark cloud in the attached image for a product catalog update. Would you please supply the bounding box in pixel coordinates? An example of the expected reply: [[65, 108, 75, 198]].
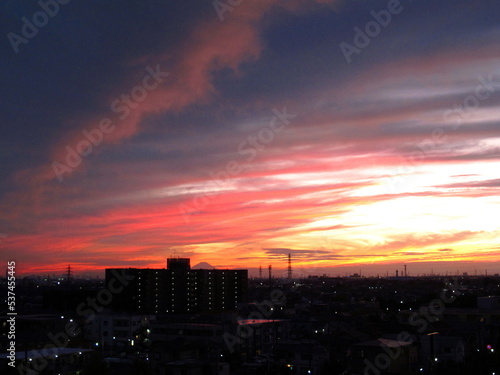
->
[[264, 248, 339, 256], [436, 178, 500, 189], [2, 0, 500, 274]]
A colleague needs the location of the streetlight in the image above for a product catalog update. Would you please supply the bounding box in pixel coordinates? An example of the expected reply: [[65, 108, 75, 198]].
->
[[427, 332, 439, 372]]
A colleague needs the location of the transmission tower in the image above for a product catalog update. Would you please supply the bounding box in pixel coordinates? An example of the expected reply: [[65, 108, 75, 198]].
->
[[287, 253, 292, 279]]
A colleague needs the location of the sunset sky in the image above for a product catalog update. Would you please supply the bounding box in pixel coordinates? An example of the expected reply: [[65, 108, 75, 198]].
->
[[1, 0, 499, 277]]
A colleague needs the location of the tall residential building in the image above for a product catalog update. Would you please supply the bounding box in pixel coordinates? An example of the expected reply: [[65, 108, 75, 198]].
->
[[105, 259, 248, 314]]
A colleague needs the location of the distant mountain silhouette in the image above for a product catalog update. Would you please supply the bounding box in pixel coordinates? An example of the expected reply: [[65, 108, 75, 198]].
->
[[192, 262, 216, 269]]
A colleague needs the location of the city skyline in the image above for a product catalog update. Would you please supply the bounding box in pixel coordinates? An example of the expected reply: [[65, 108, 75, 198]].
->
[[10, 258, 500, 279], [1, 0, 500, 276]]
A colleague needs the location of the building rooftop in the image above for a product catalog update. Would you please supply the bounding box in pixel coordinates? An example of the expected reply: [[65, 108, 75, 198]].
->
[[354, 338, 414, 348]]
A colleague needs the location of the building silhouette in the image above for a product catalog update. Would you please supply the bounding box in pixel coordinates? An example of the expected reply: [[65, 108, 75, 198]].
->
[[105, 258, 248, 314]]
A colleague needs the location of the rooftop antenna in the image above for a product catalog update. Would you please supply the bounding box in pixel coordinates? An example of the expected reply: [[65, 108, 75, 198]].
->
[[259, 265, 262, 279], [268, 265, 272, 285]]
